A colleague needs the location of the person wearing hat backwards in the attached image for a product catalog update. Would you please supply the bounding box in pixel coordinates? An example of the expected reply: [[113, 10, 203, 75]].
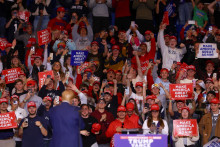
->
[[172, 106, 199, 147], [47, 7, 67, 31], [199, 98, 220, 145], [106, 105, 135, 147], [142, 104, 168, 135], [19, 101, 48, 147], [0, 98, 16, 147], [49, 90, 85, 147]]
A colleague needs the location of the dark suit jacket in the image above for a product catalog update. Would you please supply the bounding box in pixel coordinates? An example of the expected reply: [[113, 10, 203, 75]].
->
[[49, 102, 84, 147]]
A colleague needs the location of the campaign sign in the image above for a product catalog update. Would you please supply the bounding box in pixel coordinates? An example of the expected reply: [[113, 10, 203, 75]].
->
[[114, 134, 168, 147], [169, 83, 193, 100], [2, 68, 21, 84], [173, 119, 198, 137], [71, 50, 88, 66], [37, 28, 51, 46], [204, 138, 220, 147], [197, 43, 218, 58], [18, 11, 30, 22], [0, 112, 17, 130], [162, 11, 169, 25], [38, 70, 54, 89], [0, 38, 8, 50]]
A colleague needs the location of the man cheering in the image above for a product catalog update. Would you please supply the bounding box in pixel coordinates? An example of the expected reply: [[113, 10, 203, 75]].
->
[[49, 90, 85, 147]]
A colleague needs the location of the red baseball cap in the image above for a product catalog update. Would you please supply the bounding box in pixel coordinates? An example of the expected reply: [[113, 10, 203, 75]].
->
[[117, 105, 126, 112], [164, 34, 170, 38], [104, 90, 112, 96], [108, 81, 114, 85], [145, 30, 151, 35], [27, 80, 36, 87], [57, 42, 66, 49], [206, 60, 214, 66], [151, 104, 160, 111], [118, 30, 126, 34], [115, 70, 122, 74], [26, 38, 36, 48], [84, 68, 93, 73], [181, 106, 190, 112], [0, 98, 8, 104], [205, 78, 214, 84], [140, 42, 147, 46], [91, 41, 99, 46], [6, 43, 12, 48], [146, 95, 157, 100], [160, 68, 169, 73], [57, 7, 65, 12], [27, 101, 36, 108], [112, 45, 120, 51], [43, 96, 52, 102], [169, 36, 177, 41], [135, 82, 143, 87], [107, 69, 115, 73], [93, 81, 100, 86], [11, 95, 19, 100], [126, 102, 134, 111], [187, 65, 196, 71], [91, 123, 101, 133], [210, 98, 220, 104]]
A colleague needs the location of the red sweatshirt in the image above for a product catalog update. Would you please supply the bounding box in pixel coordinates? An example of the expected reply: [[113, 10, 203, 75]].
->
[[112, 0, 131, 18]]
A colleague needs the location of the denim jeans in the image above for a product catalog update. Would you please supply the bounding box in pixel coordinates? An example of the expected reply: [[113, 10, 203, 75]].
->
[[178, 2, 193, 25], [33, 15, 50, 32], [0, 17, 6, 37]]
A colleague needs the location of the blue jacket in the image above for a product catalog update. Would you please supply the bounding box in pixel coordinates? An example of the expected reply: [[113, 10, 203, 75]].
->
[[49, 102, 84, 147]]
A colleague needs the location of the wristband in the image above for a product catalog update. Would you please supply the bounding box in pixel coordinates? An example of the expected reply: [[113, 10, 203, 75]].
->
[[23, 99, 27, 103], [20, 126, 23, 129], [39, 125, 42, 129], [143, 84, 146, 87]]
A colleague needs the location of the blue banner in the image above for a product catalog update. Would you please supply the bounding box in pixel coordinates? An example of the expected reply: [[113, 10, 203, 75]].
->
[[114, 134, 168, 147], [71, 50, 88, 66]]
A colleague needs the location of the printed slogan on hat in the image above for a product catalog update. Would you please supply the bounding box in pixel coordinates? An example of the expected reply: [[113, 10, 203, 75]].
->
[[0, 112, 17, 130], [37, 28, 51, 46], [2, 68, 21, 84], [0, 38, 8, 50], [169, 83, 193, 100], [71, 50, 88, 66], [173, 119, 198, 137], [197, 43, 218, 58]]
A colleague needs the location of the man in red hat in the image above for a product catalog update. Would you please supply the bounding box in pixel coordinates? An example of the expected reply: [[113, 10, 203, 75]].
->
[[80, 104, 99, 147], [0, 98, 16, 146], [177, 65, 197, 84], [144, 30, 156, 58], [91, 98, 115, 146], [158, 23, 187, 70], [47, 7, 67, 31], [106, 69, 116, 82], [19, 101, 48, 147], [106, 106, 135, 146], [19, 80, 42, 112], [199, 98, 220, 145], [125, 102, 141, 128]]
